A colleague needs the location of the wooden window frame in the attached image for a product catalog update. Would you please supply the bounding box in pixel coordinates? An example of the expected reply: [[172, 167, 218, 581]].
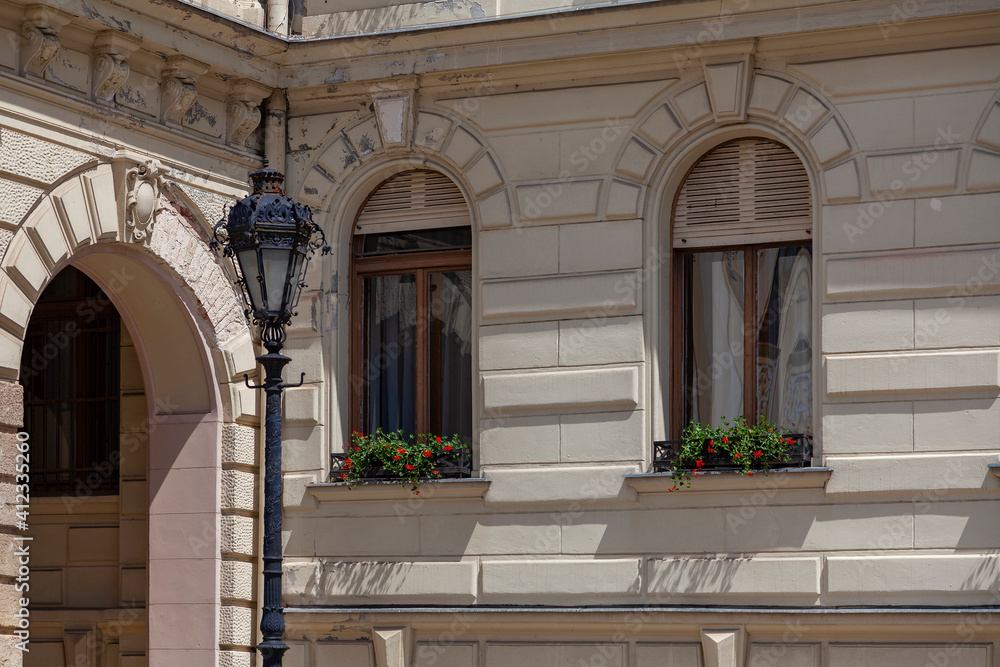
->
[[349, 236, 472, 437], [670, 240, 812, 438], [669, 136, 814, 438]]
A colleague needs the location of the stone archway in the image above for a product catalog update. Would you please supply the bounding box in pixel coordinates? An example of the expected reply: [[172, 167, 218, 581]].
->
[[0, 162, 261, 667]]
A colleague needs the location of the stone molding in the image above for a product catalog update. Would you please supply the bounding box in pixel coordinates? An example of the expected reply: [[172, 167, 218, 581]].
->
[[306, 478, 491, 503], [624, 467, 833, 494]]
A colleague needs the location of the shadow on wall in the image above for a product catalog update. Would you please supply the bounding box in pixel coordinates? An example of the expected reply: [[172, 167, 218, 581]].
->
[[646, 556, 751, 595], [961, 551, 1000, 592]]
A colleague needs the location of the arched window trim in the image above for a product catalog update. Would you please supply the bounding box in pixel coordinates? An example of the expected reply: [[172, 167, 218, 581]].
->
[[348, 169, 474, 444], [669, 137, 814, 438]]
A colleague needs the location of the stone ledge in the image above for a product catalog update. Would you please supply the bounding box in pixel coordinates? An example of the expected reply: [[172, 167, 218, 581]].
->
[[624, 467, 833, 494], [306, 478, 491, 503]]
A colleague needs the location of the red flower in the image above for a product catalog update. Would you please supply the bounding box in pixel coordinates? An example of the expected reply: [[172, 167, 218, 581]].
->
[[786, 438, 794, 445], [443, 445, 452, 451], [748, 472, 754, 476], [397, 447, 406, 454], [414, 491, 420, 495], [393, 455, 401, 460], [405, 464, 414, 470], [753, 450, 763, 458], [345, 458, 352, 468], [695, 459, 704, 468], [734, 453, 741, 458], [694, 471, 700, 477], [709, 439, 714, 446], [423, 449, 432, 457], [707, 445, 716, 453], [436, 436, 442, 443], [433, 470, 440, 475], [722, 436, 729, 444], [669, 485, 677, 492]]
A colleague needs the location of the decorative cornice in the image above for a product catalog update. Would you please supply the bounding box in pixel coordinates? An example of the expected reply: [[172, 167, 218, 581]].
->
[[160, 54, 209, 125], [226, 78, 272, 147], [92, 31, 143, 103], [19, 4, 74, 78]]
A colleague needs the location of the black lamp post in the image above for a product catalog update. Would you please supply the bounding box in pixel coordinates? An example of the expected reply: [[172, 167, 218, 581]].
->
[[212, 160, 329, 667]]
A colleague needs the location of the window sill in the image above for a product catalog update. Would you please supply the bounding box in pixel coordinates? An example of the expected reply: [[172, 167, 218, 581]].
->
[[306, 477, 491, 502], [624, 467, 833, 494]]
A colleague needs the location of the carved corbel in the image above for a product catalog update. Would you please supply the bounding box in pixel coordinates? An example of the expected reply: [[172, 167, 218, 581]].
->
[[92, 31, 142, 103], [20, 4, 74, 78], [124, 160, 164, 246], [226, 79, 272, 147], [160, 55, 209, 124]]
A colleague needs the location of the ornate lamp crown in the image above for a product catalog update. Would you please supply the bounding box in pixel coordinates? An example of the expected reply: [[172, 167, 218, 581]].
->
[[249, 158, 286, 195]]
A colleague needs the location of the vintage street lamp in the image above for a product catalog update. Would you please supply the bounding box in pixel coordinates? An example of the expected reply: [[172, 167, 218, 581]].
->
[[212, 159, 329, 667]]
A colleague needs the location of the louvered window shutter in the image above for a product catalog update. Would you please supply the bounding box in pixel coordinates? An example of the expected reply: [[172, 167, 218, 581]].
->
[[673, 138, 811, 248], [355, 170, 470, 235]]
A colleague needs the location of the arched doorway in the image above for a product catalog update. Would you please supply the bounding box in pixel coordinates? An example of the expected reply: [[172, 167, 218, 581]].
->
[[12, 246, 227, 667], [21, 265, 148, 665], [1, 163, 257, 667]]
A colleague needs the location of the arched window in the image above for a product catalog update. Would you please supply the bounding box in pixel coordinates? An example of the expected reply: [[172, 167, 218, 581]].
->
[[671, 138, 812, 436], [20, 266, 122, 494], [350, 170, 473, 444]]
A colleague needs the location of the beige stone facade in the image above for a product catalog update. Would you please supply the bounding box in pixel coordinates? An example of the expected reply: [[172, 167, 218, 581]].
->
[[1, 0, 999, 665]]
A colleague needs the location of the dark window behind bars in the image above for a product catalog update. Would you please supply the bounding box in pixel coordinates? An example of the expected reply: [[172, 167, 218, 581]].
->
[[20, 266, 121, 495]]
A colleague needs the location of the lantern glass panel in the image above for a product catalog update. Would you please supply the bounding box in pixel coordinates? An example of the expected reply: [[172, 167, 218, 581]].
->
[[236, 247, 264, 314], [261, 247, 292, 314], [287, 249, 308, 308]]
